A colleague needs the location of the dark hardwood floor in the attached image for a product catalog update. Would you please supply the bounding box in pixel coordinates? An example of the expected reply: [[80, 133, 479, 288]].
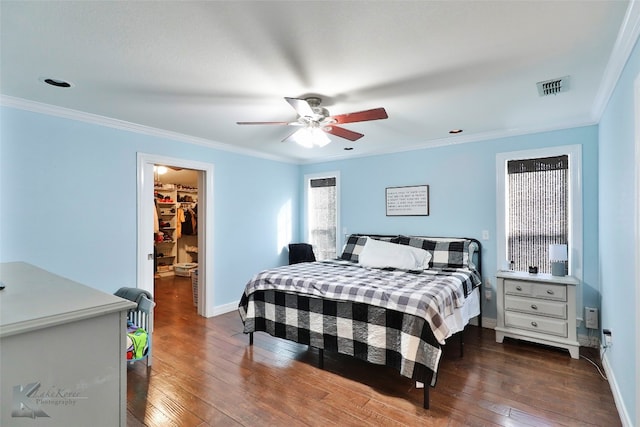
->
[[127, 275, 621, 426]]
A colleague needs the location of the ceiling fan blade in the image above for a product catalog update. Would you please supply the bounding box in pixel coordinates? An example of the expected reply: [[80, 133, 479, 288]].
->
[[236, 121, 291, 125], [324, 125, 364, 141], [330, 108, 388, 124], [285, 97, 315, 117]]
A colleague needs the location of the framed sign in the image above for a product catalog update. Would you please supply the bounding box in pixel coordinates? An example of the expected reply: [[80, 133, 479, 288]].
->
[[385, 185, 430, 216]]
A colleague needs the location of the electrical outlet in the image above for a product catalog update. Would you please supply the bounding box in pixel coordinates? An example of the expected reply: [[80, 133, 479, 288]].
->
[[484, 289, 492, 300], [481, 230, 489, 240], [603, 329, 612, 347]]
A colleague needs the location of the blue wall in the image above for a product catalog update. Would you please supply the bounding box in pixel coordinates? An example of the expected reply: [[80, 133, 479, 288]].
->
[[300, 126, 600, 323], [0, 107, 299, 307], [1, 105, 598, 322], [599, 35, 640, 425], [2, 46, 637, 420]]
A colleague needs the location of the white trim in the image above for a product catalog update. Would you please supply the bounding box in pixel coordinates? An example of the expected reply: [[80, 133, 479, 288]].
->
[[303, 171, 341, 258], [602, 351, 633, 427], [137, 153, 216, 317], [634, 71, 640, 427], [1, 95, 296, 164], [496, 145, 584, 321], [591, 0, 640, 121], [479, 317, 497, 330], [577, 333, 600, 349], [1, 94, 596, 168], [299, 118, 597, 165], [212, 301, 239, 317]]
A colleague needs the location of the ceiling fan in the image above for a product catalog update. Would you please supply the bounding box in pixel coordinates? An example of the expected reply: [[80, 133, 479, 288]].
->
[[237, 97, 388, 147]]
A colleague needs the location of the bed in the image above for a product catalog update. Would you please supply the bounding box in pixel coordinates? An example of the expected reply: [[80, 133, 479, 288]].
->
[[238, 234, 482, 409]]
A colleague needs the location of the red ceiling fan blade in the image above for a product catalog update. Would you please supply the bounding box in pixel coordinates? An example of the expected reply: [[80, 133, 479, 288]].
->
[[236, 121, 291, 125], [285, 97, 314, 117], [330, 108, 388, 124], [324, 125, 364, 141]]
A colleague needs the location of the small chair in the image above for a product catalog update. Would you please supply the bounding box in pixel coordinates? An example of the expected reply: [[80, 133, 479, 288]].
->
[[288, 243, 316, 265], [114, 287, 155, 367]]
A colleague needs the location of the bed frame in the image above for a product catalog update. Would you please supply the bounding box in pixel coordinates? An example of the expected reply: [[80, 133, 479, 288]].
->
[[246, 235, 482, 409]]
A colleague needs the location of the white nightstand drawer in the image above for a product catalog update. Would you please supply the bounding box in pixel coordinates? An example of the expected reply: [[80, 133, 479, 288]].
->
[[505, 295, 567, 319], [531, 283, 566, 301], [504, 279, 566, 302], [504, 279, 534, 296], [505, 311, 568, 337]]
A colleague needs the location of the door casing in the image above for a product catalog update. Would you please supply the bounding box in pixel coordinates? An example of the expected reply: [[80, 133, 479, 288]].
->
[[137, 153, 214, 317]]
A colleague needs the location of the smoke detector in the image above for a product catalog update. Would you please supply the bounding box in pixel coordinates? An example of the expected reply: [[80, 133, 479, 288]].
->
[[537, 76, 570, 96]]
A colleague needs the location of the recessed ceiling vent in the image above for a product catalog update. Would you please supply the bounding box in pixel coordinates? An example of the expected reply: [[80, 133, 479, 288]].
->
[[537, 76, 570, 96]]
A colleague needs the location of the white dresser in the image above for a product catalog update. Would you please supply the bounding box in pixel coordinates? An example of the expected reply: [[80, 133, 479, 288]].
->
[[495, 270, 579, 359], [0, 262, 136, 426]]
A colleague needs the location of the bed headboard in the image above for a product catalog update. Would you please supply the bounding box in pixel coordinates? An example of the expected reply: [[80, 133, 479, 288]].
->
[[347, 234, 482, 276]]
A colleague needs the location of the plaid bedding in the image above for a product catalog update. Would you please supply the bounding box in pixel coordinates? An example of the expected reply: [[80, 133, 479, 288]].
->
[[240, 289, 440, 380], [239, 259, 480, 344], [238, 260, 481, 379]]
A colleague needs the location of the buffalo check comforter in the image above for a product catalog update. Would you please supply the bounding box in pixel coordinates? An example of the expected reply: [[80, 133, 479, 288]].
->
[[238, 259, 480, 379]]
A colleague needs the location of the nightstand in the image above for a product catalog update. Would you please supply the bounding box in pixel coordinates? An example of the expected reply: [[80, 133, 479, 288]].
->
[[495, 271, 579, 359]]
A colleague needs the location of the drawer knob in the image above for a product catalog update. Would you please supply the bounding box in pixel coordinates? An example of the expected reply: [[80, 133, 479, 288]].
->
[[516, 285, 523, 291], [547, 289, 555, 295], [531, 304, 538, 310], [531, 321, 538, 327]]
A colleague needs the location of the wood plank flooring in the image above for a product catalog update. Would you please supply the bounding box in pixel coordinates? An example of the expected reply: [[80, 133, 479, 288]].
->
[[127, 275, 621, 426]]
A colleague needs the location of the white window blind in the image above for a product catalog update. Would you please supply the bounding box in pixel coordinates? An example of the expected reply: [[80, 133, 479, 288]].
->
[[507, 155, 568, 273]]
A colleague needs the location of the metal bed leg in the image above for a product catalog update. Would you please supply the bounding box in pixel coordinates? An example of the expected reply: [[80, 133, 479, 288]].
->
[[249, 332, 253, 346], [423, 385, 429, 409], [423, 371, 434, 409], [318, 348, 324, 369]]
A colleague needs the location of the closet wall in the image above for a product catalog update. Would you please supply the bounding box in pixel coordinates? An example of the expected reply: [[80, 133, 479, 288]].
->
[[154, 166, 199, 276]]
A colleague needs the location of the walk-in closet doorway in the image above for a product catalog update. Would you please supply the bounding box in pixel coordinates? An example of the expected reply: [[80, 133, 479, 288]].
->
[[137, 153, 214, 317]]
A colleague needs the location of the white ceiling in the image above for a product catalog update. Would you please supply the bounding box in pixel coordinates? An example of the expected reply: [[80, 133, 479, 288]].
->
[[1, 1, 637, 163]]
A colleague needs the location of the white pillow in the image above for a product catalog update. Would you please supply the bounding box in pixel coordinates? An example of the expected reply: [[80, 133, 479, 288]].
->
[[358, 237, 431, 270]]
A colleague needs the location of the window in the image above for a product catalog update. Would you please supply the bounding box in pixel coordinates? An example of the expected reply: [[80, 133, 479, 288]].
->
[[507, 155, 568, 274], [305, 172, 340, 260], [497, 145, 582, 288]]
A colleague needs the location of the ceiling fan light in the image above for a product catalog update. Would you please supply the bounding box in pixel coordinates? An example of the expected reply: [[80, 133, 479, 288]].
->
[[292, 127, 330, 148], [313, 129, 331, 147]]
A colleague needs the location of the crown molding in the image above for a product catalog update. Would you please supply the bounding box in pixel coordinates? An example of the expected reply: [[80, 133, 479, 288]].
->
[[591, 0, 640, 120], [0, 95, 298, 165], [300, 118, 597, 165], [2, 94, 599, 168]]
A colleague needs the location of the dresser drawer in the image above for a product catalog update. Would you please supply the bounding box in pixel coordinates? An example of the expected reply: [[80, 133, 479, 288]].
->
[[505, 295, 567, 319], [504, 311, 568, 337], [504, 279, 567, 302]]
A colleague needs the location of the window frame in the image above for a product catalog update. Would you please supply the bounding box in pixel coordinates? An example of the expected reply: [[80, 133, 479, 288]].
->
[[303, 171, 341, 260], [496, 145, 583, 316]]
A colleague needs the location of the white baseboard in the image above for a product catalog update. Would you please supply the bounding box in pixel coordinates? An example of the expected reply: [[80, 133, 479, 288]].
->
[[602, 349, 633, 427], [578, 334, 600, 348], [469, 316, 497, 329], [212, 301, 239, 316]]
